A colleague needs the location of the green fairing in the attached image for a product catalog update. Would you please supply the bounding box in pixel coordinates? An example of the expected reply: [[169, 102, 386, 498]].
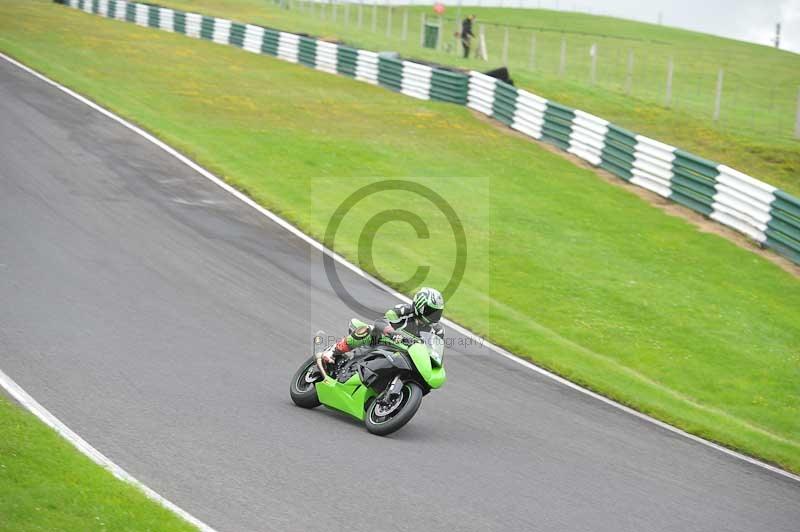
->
[[315, 373, 375, 420], [314, 335, 446, 419], [314, 313, 446, 421], [408, 342, 447, 389], [407, 342, 432, 382], [428, 366, 446, 389]]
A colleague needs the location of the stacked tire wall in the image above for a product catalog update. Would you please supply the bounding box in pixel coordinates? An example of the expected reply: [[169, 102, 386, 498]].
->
[[57, 0, 800, 266]]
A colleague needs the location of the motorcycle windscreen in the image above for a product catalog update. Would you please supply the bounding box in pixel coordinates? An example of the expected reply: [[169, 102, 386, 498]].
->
[[421, 331, 445, 367]]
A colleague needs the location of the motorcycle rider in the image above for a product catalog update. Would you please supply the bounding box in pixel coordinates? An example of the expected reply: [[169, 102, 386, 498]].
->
[[320, 287, 445, 365]]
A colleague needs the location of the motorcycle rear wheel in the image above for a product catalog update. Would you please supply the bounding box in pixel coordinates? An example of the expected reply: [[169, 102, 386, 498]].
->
[[364, 382, 423, 436], [290, 357, 321, 408]]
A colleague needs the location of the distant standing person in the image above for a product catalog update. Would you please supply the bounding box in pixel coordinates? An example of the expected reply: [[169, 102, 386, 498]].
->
[[461, 15, 476, 59]]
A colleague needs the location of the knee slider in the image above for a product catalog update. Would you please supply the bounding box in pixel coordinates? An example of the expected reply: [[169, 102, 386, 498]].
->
[[352, 326, 371, 340]]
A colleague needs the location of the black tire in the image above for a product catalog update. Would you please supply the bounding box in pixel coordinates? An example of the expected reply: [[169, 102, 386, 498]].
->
[[290, 357, 321, 408], [364, 382, 423, 436]]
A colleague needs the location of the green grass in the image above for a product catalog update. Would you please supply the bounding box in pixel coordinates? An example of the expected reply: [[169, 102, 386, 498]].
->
[[0, 395, 197, 531], [150, 0, 800, 197], [1, 0, 799, 482]]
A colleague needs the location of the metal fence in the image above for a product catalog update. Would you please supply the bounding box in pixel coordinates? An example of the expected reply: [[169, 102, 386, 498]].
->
[[59, 0, 800, 266], [458, 18, 800, 141], [276, 0, 800, 143]]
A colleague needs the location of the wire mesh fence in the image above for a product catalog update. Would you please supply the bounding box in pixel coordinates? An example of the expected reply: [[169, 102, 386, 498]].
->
[[273, 0, 800, 142]]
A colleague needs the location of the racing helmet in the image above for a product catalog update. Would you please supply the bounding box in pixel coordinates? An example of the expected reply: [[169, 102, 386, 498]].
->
[[412, 287, 445, 324]]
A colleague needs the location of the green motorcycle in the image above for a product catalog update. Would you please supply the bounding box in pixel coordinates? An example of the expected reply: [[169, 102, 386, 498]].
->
[[289, 320, 446, 435]]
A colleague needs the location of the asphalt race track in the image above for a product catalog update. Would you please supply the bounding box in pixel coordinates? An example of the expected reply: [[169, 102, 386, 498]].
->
[[1, 58, 798, 532]]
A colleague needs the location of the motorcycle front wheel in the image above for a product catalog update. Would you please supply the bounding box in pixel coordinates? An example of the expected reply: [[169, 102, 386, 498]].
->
[[289, 356, 321, 408], [364, 382, 423, 436]]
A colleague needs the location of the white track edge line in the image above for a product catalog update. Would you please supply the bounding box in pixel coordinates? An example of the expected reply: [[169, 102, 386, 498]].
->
[[0, 369, 217, 532], [2, 51, 798, 485]]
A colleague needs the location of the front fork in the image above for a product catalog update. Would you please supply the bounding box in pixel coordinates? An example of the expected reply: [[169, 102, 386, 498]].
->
[[376, 375, 403, 406]]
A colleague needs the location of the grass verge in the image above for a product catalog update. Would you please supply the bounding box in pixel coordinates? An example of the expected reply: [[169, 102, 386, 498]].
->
[[151, 0, 800, 196], [1, 0, 798, 476], [0, 395, 196, 531]]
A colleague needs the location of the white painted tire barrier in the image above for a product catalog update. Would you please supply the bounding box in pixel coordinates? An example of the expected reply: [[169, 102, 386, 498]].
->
[[57, 0, 800, 266]]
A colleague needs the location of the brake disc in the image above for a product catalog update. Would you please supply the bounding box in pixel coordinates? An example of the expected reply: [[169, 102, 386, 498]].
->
[[374, 395, 402, 417]]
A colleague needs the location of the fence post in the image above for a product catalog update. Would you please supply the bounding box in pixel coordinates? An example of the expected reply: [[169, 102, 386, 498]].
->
[[502, 27, 509, 64], [387, 6, 392, 37], [456, 3, 463, 56], [529, 32, 536, 70], [420, 13, 425, 47], [590, 42, 597, 84], [436, 16, 443, 50], [401, 8, 408, 40], [332, 1, 337, 24], [371, 3, 377, 32], [358, 0, 363, 28], [665, 56, 674, 107], [625, 49, 633, 95], [453, 19, 464, 57], [795, 87, 800, 138], [713, 68, 724, 121], [559, 35, 566, 77], [344, 1, 349, 27], [479, 23, 487, 60]]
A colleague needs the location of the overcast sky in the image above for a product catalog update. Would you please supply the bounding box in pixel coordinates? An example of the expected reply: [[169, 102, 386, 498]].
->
[[561, 0, 800, 53]]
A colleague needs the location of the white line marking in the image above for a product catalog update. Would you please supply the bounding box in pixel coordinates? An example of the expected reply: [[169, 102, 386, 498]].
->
[[0, 53, 221, 531], [1, 52, 798, 487], [0, 369, 216, 532]]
